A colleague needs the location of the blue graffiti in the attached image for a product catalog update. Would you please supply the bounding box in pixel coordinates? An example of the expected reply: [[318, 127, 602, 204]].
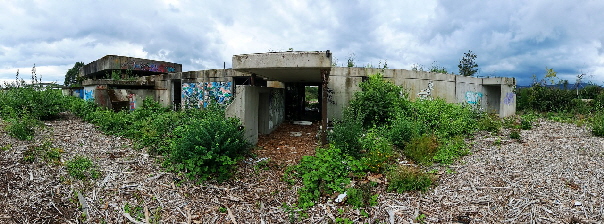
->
[[465, 91, 483, 104], [182, 82, 232, 108], [84, 90, 94, 100], [504, 92, 515, 105]]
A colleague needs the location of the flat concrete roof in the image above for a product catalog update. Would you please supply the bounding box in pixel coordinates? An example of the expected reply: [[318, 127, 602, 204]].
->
[[232, 51, 332, 83], [83, 55, 182, 77]]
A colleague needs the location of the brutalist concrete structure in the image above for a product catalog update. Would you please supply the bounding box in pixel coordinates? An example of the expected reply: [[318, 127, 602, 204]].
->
[[67, 51, 517, 144]]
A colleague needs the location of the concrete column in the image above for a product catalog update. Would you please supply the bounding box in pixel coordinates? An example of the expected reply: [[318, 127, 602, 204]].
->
[[321, 69, 329, 145]]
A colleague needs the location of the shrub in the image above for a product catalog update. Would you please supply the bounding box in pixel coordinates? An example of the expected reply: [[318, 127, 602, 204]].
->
[[346, 182, 378, 208], [387, 115, 421, 149], [433, 136, 469, 165], [404, 134, 438, 165], [5, 116, 38, 141], [0, 87, 67, 120], [407, 99, 478, 138], [509, 130, 521, 140], [348, 73, 407, 128], [167, 107, 250, 182], [477, 113, 502, 133], [591, 113, 604, 137], [66, 156, 101, 180], [328, 112, 364, 157], [520, 119, 532, 130], [360, 129, 396, 173], [386, 165, 433, 193], [286, 146, 363, 209]]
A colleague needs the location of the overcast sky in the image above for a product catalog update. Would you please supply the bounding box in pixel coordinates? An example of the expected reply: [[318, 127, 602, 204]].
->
[[1, 0, 603, 86]]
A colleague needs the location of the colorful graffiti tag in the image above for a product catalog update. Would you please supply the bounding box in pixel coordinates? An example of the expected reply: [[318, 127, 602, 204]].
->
[[182, 82, 232, 108], [115, 58, 177, 73], [504, 92, 515, 105], [465, 91, 483, 104], [128, 94, 136, 111], [83, 89, 94, 101]]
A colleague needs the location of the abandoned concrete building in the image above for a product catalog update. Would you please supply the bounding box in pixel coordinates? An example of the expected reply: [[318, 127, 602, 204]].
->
[[63, 51, 516, 144]]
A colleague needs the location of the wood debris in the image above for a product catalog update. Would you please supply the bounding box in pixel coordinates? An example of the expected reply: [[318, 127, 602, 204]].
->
[[0, 114, 602, 222]]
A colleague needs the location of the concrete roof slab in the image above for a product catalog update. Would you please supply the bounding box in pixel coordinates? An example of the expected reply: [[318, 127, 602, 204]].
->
[[232, 51, 332, 83]]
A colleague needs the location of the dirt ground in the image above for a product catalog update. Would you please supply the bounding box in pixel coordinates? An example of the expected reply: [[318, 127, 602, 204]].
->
[[0, 114, 603, 223]]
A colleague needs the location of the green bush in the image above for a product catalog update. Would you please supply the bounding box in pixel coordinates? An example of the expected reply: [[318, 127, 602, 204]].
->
[[520, 119, 532, 130], [591, 113, 604, 137], [386, 165, 433, 193], [407, 99, 478, 138], [348, 73, 407, 128], [328, 112, 364, 157], [167, 107, 250, 181], [0, 87, 67, 120], [4, 116, 38, 141], [404, 134, 438, 165], [346, 182, 378, 208], [387, 115, 421, 149], [286, 146, 363, 209], [477, 113, 502, 133], [509, 130, 521, 140], [360, 129, 396, 173], [517, 85, 577, 113], [433, 136, 469, 165], [66, 156, 101, 180]]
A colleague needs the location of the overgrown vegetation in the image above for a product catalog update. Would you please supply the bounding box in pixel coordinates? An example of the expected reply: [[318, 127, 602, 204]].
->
[[287, 73, 484, 210], [66, 156, 100, 180]]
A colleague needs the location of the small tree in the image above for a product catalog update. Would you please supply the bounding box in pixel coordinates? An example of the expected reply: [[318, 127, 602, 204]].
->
[[64, 62, 84, 87], [458, 50, 478, 76]]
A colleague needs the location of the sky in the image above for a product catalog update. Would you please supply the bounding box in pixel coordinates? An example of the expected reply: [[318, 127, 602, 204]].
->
[[1, 0, 603, 86]]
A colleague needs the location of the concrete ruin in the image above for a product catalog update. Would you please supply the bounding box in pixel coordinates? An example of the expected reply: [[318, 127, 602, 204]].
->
[[64, 51, 516, 143]]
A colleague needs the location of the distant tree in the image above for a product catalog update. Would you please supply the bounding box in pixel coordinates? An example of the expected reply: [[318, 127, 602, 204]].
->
[[347, 53, 355, 67], [429, 61, 448, 74], [64, 62, 84, 87], [458, 50, 478, 76]]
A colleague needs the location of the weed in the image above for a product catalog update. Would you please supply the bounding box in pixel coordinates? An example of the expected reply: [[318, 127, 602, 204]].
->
[[5, 116, 38, 141], [493, 138, 502, 146], [591, 113, 604, 137], [509, 130, 521, 140], [335, 217, 354, 224], [0, 144, 11, 151], [477, 113, 501, 133], [520, 119, 532, 130], [328, 112, 364, 157], [218, 206, 227, 213], [346, 182, 378, 208], [386, 165, 433, 193], [416, 213, 427, 224], [434, 136, 469, 165], [285, 146, 363, 209], [66, 156, 101, 180], [404, 134, 438, 165]]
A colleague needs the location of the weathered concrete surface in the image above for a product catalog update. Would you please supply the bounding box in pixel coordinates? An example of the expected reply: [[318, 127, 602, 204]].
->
[[226, 85, 285, 144], [328, 67, 516, 119], [232, 51, 332, 83], [82, 55, 182, 77]]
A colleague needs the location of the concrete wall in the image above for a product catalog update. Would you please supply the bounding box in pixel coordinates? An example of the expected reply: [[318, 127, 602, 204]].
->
[[328, 67, 516, 120], [225, 85, 285, 144]]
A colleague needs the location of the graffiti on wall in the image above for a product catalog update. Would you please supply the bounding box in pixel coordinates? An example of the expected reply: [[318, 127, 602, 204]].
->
[[84, 89, 94, 101], [114, 58, 177, 73], [504, 92, 515, 105], [465, 91, 483, 104], [182, 82, 232, 108], [128, 93, 136, 111], [417, 81, 434, 100]]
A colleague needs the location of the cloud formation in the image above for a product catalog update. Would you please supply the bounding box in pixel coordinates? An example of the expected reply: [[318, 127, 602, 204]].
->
[[0, 0, 602, 86]]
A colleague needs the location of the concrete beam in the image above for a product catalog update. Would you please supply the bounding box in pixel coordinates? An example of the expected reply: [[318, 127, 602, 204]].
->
[[83, 55, 182, 77], [232, 51, 332, 83]]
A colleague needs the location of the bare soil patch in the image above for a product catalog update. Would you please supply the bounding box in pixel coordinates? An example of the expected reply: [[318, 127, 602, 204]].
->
[[0, 115, 602, 223]]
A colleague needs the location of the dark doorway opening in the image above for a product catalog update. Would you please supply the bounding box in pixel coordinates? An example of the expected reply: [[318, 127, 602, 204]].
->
[[284, 82, 322, 121]]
